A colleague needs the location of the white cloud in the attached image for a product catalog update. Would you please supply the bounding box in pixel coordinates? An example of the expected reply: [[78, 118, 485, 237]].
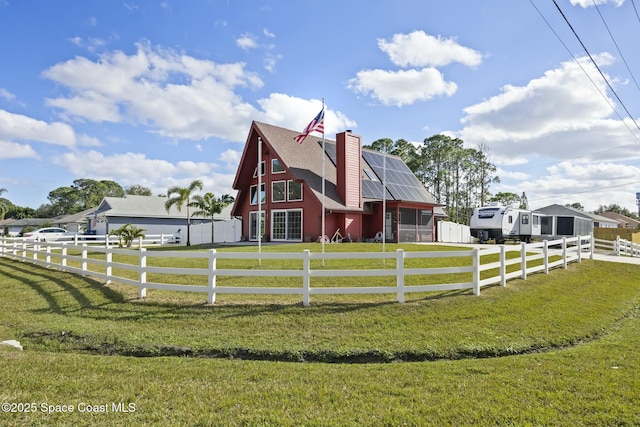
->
[[570, 0, 624, 7], [256, 93, 357, 135], [496, 160, 640, 212], [236, 33, 258, 50], [0, 109, 77, 147], [42, 42, 264, 142], [263, 28, 275, 38], [219, 148, 241, 170], [0, 88, 15, 101], [0, 140, 38, 159], [51, 150, 237, 197], [349, 30, 478, 106], [455, 53, 640, 162], [348, 68, 457, 107], [378, 31, 482, 68]]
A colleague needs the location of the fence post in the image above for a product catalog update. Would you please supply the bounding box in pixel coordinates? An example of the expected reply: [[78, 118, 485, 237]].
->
[[81, 244, 88, 273], [45, 245, 51, 267], [32, 242, 39, 263], [562, 237, 568, 269], [105, 248, 112, 285], [207, 249, 217, 305], [577, 235, 582, 263], [473, 248, 481, 296], [589, 234, 594, 260], [139, 248, 147, 298], [303, 249, 311, 307], [520, 242, 527, 280], [500, 245, 506, 286], [615, 236, 620, 256], [543, 240, 549, 274], [396, 249, 405, 303], [61, 246, 67, 271]]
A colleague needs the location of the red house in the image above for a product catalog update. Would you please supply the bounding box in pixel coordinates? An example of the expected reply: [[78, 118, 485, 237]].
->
[[231, 121, 444, 243]]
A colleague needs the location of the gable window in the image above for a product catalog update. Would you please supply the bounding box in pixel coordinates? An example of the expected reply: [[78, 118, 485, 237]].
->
[[288, 180, 302, 201], [250, 183, 266, 205], [253, 161, 266, 178], [272, 159, 285, 174], [272, 181, 286, 202]]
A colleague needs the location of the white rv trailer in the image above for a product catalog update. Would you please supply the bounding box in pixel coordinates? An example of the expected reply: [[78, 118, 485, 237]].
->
[[470, 204, 543, 243]]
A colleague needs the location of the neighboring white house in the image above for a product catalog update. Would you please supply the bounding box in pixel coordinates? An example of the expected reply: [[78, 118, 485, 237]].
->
[[88, 195, 241, 244]]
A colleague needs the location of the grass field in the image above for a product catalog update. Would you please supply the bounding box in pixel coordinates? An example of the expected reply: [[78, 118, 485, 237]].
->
[[1, 243, 639, 426]]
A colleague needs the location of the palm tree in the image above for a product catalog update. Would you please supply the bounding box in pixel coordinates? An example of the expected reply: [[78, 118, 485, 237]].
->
[[165, 180, 203, 246], [190, 192, 235, 244]]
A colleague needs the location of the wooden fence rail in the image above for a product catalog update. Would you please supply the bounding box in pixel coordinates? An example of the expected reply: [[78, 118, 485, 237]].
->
[[0, 235, 594, 306]]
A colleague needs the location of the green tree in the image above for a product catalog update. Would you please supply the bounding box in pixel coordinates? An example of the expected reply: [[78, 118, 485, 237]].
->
[[490, 192, 521, 207], [125, 184, 153, 196], [566, 202, 584, 211], [47, 179, 125, 215], [165, 180, 203, 246], [594, 203, 640, 220], [364, 138, 420, 173], [190, 192, 235, 244]]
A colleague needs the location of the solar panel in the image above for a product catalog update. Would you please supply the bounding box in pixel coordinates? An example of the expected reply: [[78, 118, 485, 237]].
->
[[362, 179, 393, 200], [318, 141, 337, 166], [362, 150, 432, 203]]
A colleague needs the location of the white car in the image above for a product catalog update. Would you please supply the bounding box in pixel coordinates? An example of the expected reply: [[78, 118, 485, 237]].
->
[[23, 227, 68, 242]]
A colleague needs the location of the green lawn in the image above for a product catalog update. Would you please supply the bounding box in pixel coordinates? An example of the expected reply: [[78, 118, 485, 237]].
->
[[1, 245, 639, 426]]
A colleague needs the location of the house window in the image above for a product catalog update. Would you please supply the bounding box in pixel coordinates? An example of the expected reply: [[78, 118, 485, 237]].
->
[[272, 159, 285, 174], [271, 209, 302, 241], [253, 161, 266, 178], [288, 180, 302, 201], [250, 183, 266, 205], [249, 211, 265, 241], [272, 181, 286, 202]]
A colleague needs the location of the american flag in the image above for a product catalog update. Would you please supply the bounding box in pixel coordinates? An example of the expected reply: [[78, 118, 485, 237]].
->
[[294, 108, 324, 143]]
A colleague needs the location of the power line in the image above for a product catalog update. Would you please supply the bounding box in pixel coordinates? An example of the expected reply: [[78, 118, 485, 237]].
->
[[592, 0, 640, 94], [529, 180, 640, 202], [632, 0, 640, 25], [552, 0, 640, 134], [528, 0, 640, 144]]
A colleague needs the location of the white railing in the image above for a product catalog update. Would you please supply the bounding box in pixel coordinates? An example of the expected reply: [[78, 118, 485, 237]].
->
[[615, 236, 640, 257], [0, 235, 592, 306], [594, 236, 640, 257]]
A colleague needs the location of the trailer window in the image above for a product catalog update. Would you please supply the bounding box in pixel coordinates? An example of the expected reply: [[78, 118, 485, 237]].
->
[[521, 214, 529, 225], [508, 215, 513, 224]]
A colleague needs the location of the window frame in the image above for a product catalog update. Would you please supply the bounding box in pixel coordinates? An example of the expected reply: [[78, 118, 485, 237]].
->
[[271, 158, 285, 174], [288, 180, 303, 202], [271, 180, 286, 203]]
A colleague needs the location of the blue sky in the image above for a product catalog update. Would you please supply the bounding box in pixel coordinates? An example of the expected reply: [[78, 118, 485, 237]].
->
[[1, 0, 640, 214]]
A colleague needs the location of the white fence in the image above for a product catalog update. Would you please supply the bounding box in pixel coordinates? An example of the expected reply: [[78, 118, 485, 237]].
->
[[0, 235, 593, 306], [594, 237, 640, 257], [437, 221, 472, 243]]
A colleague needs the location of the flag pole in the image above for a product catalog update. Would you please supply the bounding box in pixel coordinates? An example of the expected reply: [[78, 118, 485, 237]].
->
[[321, 98, 326, 265], [258, 136, 262, 267], [382, 141, 386, 265]]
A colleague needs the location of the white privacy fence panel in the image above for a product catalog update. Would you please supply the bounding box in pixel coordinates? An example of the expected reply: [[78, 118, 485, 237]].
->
[[437, 221, 472, 243], [0, 235, 594, 306]]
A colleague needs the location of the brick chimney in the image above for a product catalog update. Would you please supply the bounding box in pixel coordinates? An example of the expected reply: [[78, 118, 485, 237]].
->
[[336, 130, 362, 208]]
